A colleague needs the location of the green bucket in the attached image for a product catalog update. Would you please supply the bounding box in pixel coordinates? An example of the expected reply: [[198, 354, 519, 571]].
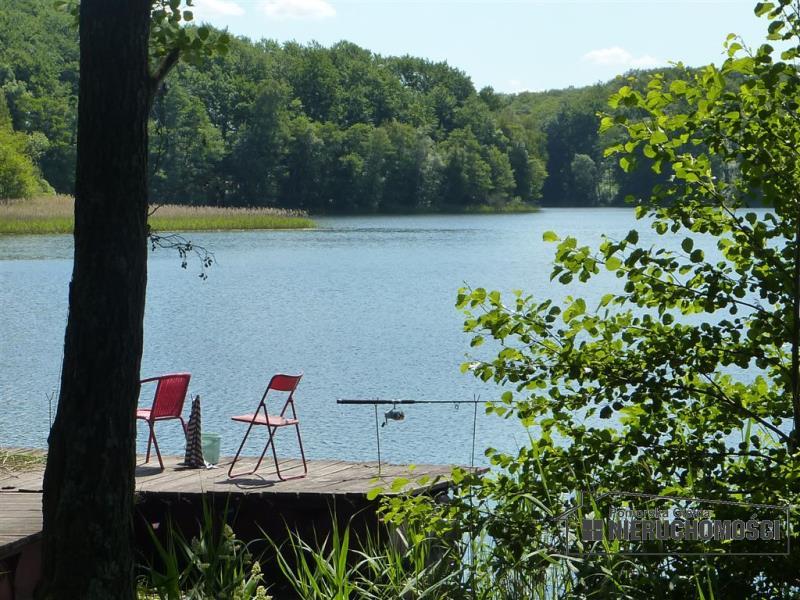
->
[[201, 433, 221, 465]]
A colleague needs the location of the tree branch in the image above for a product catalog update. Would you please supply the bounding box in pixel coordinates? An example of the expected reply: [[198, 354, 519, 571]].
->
[[149, 47, 181, 97], [149, 230, 215, 279], [687, 375, 793, 446]]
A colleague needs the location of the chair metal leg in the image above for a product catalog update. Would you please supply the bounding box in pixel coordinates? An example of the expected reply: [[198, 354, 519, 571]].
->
[[273, 424, 308, 481], [295, 424, 308, 476], [228, 420, 257, 478], [253, 425, 278, 475], [149, 422, 164, 470], [230, 424, 278, 479], [269, 427, 284, 480], [145, 425, 154, 463]]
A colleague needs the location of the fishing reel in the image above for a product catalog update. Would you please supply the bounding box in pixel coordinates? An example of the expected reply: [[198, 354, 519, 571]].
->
[[382, 404, 405, 427]]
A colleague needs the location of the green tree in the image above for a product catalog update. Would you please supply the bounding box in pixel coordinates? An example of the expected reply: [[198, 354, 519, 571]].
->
[[281, 115, 325, 211], [285, 42, 342, 123], [484, 145, 515, 201], [507, 139, 545, 202], [150, 84, 225, 204], [454, 95, 501, 146], [0, 2, 552, 212], [0, 96, 49, 199], [228, 80, 290, 205], [386, 2, 800, 597], [569, 152, 598, 205], [540, 105, 602, 205], [356, 125, 390, 211], [440, 128, 492, 207], [328, 41, 408, 126], [380, 121, 438, 211], [0, 0, 78, 193], [478, 85, 503, 111]]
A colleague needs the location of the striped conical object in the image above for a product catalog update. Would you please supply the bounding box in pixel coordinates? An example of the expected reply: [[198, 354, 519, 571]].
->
[[183, 394, 204, 468]]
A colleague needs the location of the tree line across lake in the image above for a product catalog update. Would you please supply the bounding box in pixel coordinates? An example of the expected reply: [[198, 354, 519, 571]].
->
[[0, 0, 669, 212]]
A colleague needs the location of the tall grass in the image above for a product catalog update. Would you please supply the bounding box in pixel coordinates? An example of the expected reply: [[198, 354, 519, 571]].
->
[[139, 498, 269, 600], [269, 517, 723, 600], [271, 520, 458, 600], [0, 196, 315, 234], [134, 502, 721, 599]]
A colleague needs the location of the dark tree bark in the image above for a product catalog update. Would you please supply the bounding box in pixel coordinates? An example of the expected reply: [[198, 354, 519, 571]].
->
[[38, 1, 153, 597]]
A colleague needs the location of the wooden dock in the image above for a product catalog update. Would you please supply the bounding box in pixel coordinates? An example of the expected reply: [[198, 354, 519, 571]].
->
[[0, 454, 471, 560], [0, 492, 41, 561], [1, 455, 461, 498]]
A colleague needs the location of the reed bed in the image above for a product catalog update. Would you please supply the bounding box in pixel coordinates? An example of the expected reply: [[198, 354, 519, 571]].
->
[[0, 196, 315, 234]]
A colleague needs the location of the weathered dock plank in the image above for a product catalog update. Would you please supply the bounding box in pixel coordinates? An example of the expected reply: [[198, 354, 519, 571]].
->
[[0, 492, 42, 559], [0, 453, 477, 559], [127, 455, 462, 498]]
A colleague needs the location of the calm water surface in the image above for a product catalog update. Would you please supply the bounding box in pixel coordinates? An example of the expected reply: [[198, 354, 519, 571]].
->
[[0, 209, 695, 465]]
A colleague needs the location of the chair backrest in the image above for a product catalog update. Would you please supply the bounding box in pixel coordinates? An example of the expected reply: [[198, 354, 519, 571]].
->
[[269, 374, 302, 393], [261, 373, 303, 415], [150, 373, 191, 418]]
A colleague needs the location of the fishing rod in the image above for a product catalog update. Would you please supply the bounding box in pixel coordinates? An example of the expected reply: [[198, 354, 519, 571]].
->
[[336, 396, 483, 473], [337, 398, 484, 405]]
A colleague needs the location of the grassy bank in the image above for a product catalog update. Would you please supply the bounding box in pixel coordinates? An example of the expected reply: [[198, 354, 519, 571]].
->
[[0, 448, 46, 472], [0, 196, 315, 234]]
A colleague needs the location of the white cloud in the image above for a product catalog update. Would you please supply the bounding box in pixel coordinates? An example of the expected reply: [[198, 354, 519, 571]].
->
[[582, 46, 661, 69], [260, 0, 336, 20], [193, 0, 245, 17]]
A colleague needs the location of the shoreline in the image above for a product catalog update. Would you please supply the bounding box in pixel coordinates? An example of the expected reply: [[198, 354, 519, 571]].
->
[[0, 196, 316, 235]]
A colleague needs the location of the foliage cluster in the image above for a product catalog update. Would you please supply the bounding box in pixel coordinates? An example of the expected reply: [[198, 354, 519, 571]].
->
[[0, 0, 671, 210], [140, 512, 577, 600], [378, 2, 800, 598], [0, 95, 51, 200], [139, 501, 269, 600], [271, 517, 581, 600]]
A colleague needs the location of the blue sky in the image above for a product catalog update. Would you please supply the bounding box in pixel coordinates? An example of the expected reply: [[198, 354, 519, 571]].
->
[[192, 0, 769, 92]]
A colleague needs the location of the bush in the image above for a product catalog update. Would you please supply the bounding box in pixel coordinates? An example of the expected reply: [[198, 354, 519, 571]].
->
[[382, 2, 800, 598]]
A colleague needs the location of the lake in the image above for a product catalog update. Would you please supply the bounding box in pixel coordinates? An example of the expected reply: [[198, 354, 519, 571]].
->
[[0, 209, 704, 466]]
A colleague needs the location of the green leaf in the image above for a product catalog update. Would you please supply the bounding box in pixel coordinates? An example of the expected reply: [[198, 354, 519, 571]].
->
[[599, 293, 615, 307], [563, 298, 586, 322], [605, 256, 622, 271], [669, 80, 687, 94], [543, 230, 559, 242], [390, 477, 410, 492], [651, 130, 668, 145]]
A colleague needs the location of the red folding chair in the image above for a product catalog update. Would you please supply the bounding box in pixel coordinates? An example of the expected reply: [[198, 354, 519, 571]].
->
[[228, 373, 307, 480], [136, 373, 191, 469]]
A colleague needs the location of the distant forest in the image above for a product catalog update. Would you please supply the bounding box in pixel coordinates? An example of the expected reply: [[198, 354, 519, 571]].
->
[[0, 0, 672, 212]]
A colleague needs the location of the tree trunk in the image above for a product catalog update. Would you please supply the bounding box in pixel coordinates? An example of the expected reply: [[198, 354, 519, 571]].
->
[[38, 1, 152, 597]]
